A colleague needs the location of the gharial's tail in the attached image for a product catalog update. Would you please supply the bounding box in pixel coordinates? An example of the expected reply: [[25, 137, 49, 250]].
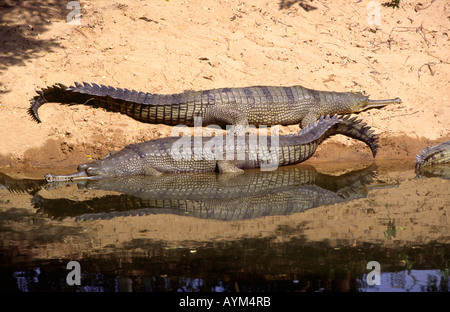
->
[[28, 83, 97, 123], [29, 84, 64, 123], [28, 82, 156, 123], [323, 115, 380, 158]]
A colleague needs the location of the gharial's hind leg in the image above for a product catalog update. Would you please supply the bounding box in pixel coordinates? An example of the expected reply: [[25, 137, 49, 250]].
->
[[300, 112, 319, 129], [206, 107, 250, 130]]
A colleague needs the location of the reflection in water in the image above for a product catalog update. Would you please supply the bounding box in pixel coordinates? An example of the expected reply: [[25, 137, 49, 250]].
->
[[415, 164, 450, 180], [33, 164, 376, 220], [359, 270, 448, 292], [0, 163, 449, 292]]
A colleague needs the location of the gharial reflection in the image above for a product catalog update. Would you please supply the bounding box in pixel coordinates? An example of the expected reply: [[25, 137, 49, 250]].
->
[[1, 164, 377, 221]]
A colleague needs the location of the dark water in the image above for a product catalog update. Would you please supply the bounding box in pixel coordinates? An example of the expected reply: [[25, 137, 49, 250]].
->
[[1, 239, 448, 292], [0, 163, 448, 292]]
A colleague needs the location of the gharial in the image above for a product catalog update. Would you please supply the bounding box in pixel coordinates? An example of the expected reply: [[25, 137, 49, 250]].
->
[[29, 82, 401, 128], [44, 114, 379, 181]]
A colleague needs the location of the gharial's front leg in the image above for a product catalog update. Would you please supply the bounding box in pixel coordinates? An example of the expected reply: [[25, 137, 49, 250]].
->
[[143, 166, 163, 176], [217, 160, 244, 173]]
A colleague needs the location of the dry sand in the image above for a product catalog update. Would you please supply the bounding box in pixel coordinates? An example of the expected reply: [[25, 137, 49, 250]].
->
[[0, 0, 448, 174]]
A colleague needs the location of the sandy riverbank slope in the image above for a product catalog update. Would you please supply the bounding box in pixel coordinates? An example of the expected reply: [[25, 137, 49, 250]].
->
[[0, 0, 448, 174]]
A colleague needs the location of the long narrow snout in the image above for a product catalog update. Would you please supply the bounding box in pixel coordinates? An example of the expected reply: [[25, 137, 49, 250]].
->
[[360, 97, 402, 110], [44, 161, 106, 182], [45, 171, 90, 182]]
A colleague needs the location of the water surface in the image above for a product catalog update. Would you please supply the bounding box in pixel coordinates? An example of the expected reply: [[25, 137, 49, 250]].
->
[[0, 162, 448, 292]]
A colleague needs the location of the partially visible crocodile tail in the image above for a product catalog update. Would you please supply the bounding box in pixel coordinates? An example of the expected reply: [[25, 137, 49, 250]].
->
[[415, 140, 450, 169]]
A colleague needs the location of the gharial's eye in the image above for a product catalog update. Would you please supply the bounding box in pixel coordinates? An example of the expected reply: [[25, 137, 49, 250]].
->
[[85, 167, 99, 176], [77, 163, 89, 171]]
